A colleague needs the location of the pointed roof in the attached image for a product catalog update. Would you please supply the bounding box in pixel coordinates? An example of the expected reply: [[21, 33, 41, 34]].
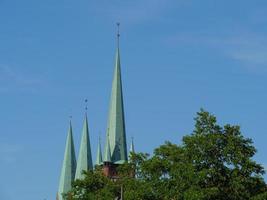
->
[[75, 114, 93, 180], [130, 137, 135, 153], [104, 24, 128, 164], [58, 121, 76, 200], [95, 137, 103, 165], [104, 134, 112, 162], [129, 137, 135, 161]]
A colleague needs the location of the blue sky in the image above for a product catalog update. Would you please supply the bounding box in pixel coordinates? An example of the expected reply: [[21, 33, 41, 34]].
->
[[1, 0, 267, 199]]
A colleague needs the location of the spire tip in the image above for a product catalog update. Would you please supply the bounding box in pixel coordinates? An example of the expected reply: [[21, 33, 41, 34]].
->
[[116, 22, 120, 47], [84, 99, 88, 113]]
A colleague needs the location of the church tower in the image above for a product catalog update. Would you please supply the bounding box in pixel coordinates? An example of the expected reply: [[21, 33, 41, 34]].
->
[[103, 23, 128, 177]]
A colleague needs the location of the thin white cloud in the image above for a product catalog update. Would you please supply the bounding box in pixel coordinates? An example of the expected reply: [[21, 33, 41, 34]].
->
[[0, 65, 44, 92], [165, 32, 267, 70], [0, 143, 23, 164], [231, 50, 267, 65], [225, 35, 267, 68]]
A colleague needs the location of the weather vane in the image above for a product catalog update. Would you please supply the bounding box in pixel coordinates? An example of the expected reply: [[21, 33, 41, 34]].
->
[[116, 22, 120, 46], [117, 22, 120, 37], [85, 99, 88, 112]]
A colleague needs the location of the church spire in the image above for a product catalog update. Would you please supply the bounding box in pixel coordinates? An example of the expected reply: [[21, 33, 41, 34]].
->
[[129, 137, 135, 161], [104, 133, 112, 162], [130, 137, 135, 154], [104, 23, 128, 164], [95, 136, 103, 165], [57, 119, 76, 200], [75, 100, 93, 180]]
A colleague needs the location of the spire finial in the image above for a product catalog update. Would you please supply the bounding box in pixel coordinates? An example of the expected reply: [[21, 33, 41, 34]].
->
[[69, 115, 72, 124], [85, 99, 88, 113], [116, 22, 120, 47]]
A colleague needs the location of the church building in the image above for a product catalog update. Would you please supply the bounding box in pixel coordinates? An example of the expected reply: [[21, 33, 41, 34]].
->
[[57, 25, 134, 200]]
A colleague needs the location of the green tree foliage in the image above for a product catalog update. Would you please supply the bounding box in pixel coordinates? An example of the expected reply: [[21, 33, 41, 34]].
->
[[67, 110, 267, 200], [65, 169, 119, 200]]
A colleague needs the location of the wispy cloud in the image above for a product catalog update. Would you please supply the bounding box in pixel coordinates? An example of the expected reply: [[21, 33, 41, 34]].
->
[[225, 36, 267, 67], [166, 31, 267, 70], [0, 143, 23, 164], [231, 49, 267, 65], [0, 65, 44, 92]]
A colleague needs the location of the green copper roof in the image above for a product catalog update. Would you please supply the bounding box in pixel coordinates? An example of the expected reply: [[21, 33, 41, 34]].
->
[[104, 44, 128, 164], [58, 121, 76, 200], [104, 134, 112, 162], [129, 137, 135, 161], [75, 114, 93, 180], [95, 137, 103, 165], [130, 137, 135, 153]]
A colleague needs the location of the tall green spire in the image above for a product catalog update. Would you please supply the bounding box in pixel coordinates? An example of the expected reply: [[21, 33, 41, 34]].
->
[[104, 23, 128, 164], [75, 113, 93, 180], [95, 136, 103, 165], [58, 121, 76, 200]]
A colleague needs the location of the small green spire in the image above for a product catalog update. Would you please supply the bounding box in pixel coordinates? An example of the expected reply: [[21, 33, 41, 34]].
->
[[104, 23, 128, 164], [58, 120, 76, 200], [129, 137, 135, 161], [75, 113, 93, 180], [95, 136, 103, 165], [104, 133, 111, 162], [130, 137, 135, 153]]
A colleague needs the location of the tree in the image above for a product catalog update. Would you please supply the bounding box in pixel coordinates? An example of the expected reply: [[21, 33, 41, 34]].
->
[[67, 109, 267, 200], [65, 169, 118, 200]]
